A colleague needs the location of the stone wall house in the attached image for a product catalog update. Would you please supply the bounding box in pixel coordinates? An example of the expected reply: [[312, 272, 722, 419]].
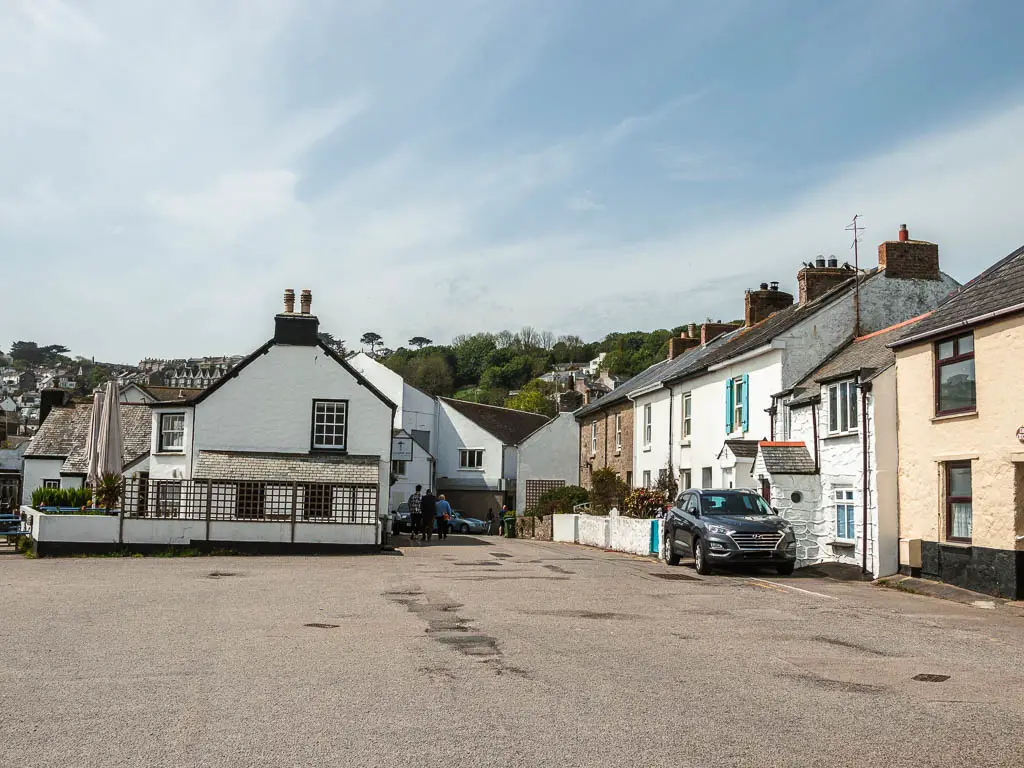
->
[[890, 241, 1024, 598], [578, 394, 638, 490]]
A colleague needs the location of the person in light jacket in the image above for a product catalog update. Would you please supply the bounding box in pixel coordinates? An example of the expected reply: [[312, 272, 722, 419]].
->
[[435, 495, 453, 540]]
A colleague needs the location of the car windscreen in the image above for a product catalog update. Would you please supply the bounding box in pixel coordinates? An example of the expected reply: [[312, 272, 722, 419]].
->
[[700, 493, 772, 516]]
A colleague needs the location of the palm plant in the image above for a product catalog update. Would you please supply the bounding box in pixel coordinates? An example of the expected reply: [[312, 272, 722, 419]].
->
[[95, 473, 123, 510]]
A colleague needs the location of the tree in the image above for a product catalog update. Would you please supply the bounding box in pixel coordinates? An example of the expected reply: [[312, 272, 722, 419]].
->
[[518, 326, 540, 349], [318, 332, 346, 353], [406, 354, 454, 396], [494, 330, 515, 349], [451, 333, 497, 387], [11, 341, 42, 365], [504, 388, 555, 417], [360, 332, 383, 354], [408, 336, 433, 349], [590, 468, 629, 514], [539, 330, 555, 350], [529, 485, 589, 517]]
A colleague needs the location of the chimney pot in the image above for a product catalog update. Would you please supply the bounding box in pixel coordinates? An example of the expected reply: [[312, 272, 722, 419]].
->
[[759, 282, 769, 290], [827, 257, 838, 268], [300, 289, 312, 314], [815, 256, 826, 268], [769, 281, 779, 291], [899, 224, 909, 242], [687, 322, 698, 339], [283, 289, 295, 314]]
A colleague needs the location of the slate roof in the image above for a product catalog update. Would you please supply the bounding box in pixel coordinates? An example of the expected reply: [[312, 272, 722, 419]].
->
[[724, 439, 760, 460], [758, 441, 817, 475], [803, 314, 930, 387], [136, 385, 204, 402], [892, 244, 1024, 347], [25, 403, 152, 473], [663, 271, 884, 387], [193, 451, 379, 484], [438, 398, 550, 446]]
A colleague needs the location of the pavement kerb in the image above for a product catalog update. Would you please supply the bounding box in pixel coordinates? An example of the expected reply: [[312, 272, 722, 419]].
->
[[875, 574, 1024, 618]]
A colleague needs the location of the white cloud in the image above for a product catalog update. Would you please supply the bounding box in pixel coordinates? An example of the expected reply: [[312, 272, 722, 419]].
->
[[1, 1, 1023, 363]]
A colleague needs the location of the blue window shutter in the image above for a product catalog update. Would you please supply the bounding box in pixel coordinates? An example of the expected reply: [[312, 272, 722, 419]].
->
[[742, 373, 750, 433], [725, 379, 734, 433]]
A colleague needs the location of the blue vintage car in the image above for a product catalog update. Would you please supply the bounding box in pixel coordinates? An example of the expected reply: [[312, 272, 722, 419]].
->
[[448, 511, 488, 534]]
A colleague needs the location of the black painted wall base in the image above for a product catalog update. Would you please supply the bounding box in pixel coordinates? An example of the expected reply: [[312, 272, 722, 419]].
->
[[919, 541, 1024, 599], [32, 539, 383, 558]]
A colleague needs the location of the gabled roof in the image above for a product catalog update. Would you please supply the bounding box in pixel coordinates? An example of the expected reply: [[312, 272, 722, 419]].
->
[[148, 339, 396, 412], [721, 439, 760, 460], [806, 314, 929, 386], [24, 403, 152, 473], [757, 441, 816, 475], [135, 385, 204, 402], [439, 397, 549, 445], [891, 244, 1024, 347], [664, 271, 885, 387]]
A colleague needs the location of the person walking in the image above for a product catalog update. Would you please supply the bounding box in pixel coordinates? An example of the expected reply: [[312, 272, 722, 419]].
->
[[408, 485, 423, 542], [499, 504, 510, 536], [486, 508, 495, 536], [435, 494, 452, 540], [420, 489, 437, 542]]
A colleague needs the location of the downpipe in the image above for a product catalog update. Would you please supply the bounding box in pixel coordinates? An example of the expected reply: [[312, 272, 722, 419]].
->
[[860, 381, 871, 576]]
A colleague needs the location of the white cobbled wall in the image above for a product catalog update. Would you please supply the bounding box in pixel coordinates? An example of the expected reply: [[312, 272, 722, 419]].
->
[[553, 511, 659, 557]]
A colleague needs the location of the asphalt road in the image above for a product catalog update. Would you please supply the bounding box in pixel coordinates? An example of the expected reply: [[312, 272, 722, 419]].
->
[[2, 536, 1023, 767]]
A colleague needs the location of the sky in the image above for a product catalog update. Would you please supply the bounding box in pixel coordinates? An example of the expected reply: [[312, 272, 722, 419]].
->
[[3, 0, 1024, 363]]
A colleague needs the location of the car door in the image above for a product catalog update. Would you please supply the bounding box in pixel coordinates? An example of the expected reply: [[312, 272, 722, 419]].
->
[[665, 493, 686, 555], [672, 493, 695, 555], [677, 493, 700, 554]]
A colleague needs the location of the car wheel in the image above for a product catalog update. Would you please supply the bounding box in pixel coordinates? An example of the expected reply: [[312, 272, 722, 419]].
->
[[776, 562, 795, 576], [460, 524, 469, 534], [693, 537, 712, 575], [664, 535, 680, 566]]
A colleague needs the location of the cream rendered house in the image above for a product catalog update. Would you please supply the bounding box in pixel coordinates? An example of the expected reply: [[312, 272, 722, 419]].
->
[[891, 243, 1024, 598]]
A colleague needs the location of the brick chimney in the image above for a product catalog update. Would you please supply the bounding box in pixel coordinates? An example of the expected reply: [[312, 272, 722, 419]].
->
[[274, 287, 319, 345], [744, 282, 794, 326], [878, 225, 940, 280], [797, 258, 857, 304], [701, 321, 740, 345], [667, 333, 701, 360]]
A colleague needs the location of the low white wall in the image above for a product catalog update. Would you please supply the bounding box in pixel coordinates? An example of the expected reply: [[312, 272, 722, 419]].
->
[[609, 516, 656, 556], [209, 521, 291, 543], [30, 510, 119, 543], [122, 518, 204, 546], [552, 514, 579, 543], [294, 523, 378, 545], [577, 514, 610, 549]]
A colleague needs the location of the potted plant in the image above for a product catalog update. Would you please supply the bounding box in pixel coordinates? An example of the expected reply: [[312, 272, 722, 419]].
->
[[95, 473, 123, 514]]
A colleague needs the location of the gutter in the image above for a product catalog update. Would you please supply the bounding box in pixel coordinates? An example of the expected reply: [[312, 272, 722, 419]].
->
[[889, 302, 1024, 349]]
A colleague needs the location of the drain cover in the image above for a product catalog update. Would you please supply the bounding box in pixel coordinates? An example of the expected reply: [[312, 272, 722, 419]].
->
[[304, 623, 339, 629], [912, 673, 950, 683], [652, 573, 698, 581]]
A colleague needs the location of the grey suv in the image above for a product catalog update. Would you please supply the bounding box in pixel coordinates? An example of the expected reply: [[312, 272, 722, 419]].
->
[[664, 489, 797, 575]]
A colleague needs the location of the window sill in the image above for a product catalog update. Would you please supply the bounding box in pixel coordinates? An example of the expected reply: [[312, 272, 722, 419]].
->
[[679, 439, 691, 447], [642, 446, 652, 453], [828, 539, 856, 548], [823, 431, 858, 441], [941, 539, 973, 548], [931, 411, 978, 424], [458, 468, 485, 472], [154, 451, 185, 456], [614, 450, 621, 456], [310, 448, 348, 455]]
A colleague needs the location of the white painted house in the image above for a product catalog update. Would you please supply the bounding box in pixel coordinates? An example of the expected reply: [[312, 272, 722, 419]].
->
[[21, 403, 152, 503], [436, 398, 549, 517], [347, 351, 436, 511], [754, 317, 920, 578], [140, 290, 397, 549], [633, 230, 958, 513], [515, 412, 581, 514]]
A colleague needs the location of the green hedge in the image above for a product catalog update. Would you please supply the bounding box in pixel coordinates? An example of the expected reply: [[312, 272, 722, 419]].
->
[[31, 486, 93, 509]]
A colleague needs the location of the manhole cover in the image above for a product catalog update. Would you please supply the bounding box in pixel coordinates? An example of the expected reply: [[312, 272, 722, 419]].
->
[[304, 623, 339, 629], [912, 673, 950, 683], [652, 572, 698, 581]]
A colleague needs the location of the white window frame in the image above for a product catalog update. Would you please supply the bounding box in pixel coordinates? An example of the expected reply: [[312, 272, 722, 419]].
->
[[614, 413, 622, 451], [828, 380, 858, 435], [681, 392, 692, 440], [159, 412, 185, 452], [311, 400, 348, 451], [680, 468, 691, 491], [835, 488, 856, 540], [391, 459, 407, 477], [781, 398, 792, 441], [459, 448, 484, 470], [43, 479, 60, 489], [732, 376, 745, 434], [590, 421, 598, 456], [643, 403, 652, 447], [642, 470, 651, 489]]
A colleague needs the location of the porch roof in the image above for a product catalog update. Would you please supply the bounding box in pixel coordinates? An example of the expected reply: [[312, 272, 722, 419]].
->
[[193, 451, 379, 485], [758, 441, 817, 475]]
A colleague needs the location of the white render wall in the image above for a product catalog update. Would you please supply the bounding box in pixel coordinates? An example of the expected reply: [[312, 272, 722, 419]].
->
[[516, 413, 580, 513], [671, 348, 781, 492], [632, 388, 672, 488], [391, 437, 432, 510], [436, 400, 503, 492], [21, 458, 64, 504], [150, 345, 394, 520]]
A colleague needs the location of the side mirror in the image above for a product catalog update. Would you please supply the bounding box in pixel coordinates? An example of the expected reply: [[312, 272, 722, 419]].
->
[[772, 507, 779, 515]]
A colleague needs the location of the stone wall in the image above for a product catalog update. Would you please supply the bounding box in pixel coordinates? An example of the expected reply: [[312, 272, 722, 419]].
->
[[515, 515, 553, 541], [579, 402, 634, 490]]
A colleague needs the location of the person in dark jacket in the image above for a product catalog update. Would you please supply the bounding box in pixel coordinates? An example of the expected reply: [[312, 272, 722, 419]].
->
[[486, 508, 495, 535], [408, 485, 423, 542], [420, 490, 437, 542]]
